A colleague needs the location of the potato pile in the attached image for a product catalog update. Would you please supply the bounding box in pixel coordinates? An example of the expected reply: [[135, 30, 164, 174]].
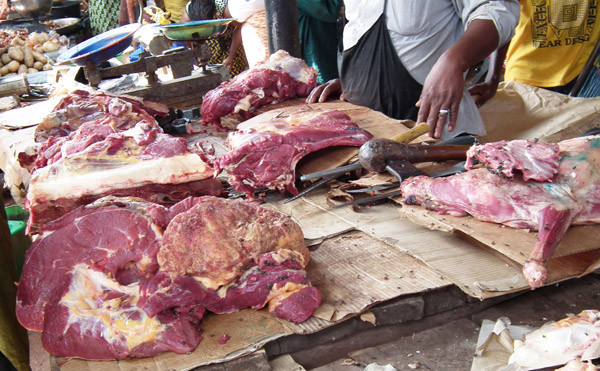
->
[[0, 30, 68, 76]]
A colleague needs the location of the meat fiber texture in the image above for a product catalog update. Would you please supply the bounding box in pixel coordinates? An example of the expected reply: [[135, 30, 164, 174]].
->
[[215, 109, 373, 197], [25, 120, 223, 234], [33, 89, 169, 143], [20, 90, 223, 234], [465, 139, 560, 181], [508, 310, 600, 370], [16, 196, 320, 360], [401, 135, 600, 290], [201, 50, 318, 130]]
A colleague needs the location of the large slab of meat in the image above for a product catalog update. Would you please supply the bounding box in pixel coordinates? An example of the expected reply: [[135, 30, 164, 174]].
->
[[400, 136, 600, 289], [19, 90, 224, 234], [32, 89, 169, 143], [25, 120, 223, 233], [16, 196, 320, 360], [215, 109, 372, 197], [201, 50, 318, 129]]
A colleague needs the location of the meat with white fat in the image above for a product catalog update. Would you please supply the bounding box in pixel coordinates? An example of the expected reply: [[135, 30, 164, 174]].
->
[[26, 121, 222, 234], [16, 196, 320, 360], [214, 109, 372, 197], [201, 50, 318, 129], [401, 135, 600, 289]]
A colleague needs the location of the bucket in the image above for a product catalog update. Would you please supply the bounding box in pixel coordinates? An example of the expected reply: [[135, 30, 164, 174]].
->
[[5, 206, 31, 279]]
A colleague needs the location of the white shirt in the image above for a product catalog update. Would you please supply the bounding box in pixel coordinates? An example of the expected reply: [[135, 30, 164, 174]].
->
[[342, 0, 520, 139], [228, 0, 265, 22]]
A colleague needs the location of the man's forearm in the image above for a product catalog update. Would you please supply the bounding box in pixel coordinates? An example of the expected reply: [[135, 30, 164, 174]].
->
[[440, 19, 501, 74]]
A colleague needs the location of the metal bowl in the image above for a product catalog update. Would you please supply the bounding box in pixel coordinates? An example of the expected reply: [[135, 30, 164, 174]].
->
[[57, 23, 141, 66], [158, 18, 233, 41], [13, 0, 53, 18]]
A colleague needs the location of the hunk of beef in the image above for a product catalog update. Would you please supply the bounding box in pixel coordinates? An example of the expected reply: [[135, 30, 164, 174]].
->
[[465, 139, 561, 181], [29, 116, 163, 172], [214, 109, 372, 197], [140, 249, 321, 324], [26, 121, 222, 234], [33, 89, 169, 143], [16, 198, 166, 332], [400, 135, 600, 289], [17, 196, 320, 360], [201, 50, 318, 129], [41, 264, 204, 360], [158, 196, 309, 289]]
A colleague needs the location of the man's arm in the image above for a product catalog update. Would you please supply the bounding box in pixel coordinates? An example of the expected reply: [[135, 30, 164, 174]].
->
[[223, 24, 242, 69], [416, 19, 500, 138], [468, 42, 510, 107]]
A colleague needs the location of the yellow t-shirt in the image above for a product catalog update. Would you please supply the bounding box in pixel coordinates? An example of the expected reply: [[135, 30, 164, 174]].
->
[[164, 0, 189, 23], [505, 0, 600, 87]]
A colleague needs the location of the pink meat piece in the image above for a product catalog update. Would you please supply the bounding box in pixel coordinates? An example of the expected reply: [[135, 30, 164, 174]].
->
[[26, 121, 221, 234], [465, 139, 561, 181], [34, 90, 169, 143], [201, 50, 318, 129], [16, 202, 164, 332], [215, 109, 372, 197], [16, 196, 320, 360], [401, 135, 600, 289], [138, 250, 320, 324]]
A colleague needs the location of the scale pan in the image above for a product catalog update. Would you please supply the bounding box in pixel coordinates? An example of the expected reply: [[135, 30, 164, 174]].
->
[[158, 18, 233, 41], [57, 23, 141, 66]]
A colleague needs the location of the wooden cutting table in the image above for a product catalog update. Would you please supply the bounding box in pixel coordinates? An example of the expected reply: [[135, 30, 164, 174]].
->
[[1, 83, 600, 370]]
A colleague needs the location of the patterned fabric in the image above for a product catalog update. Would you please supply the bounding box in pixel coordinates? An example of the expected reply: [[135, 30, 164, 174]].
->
[[205, 0, 248, 76], [89, 0, 121, 35]]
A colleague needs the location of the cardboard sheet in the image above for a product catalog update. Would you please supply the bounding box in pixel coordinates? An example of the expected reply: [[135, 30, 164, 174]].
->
[[480, 81, 600, 143], [396, 203, 600, 292], [271, 189, 532, 299], [0, 96, 64, 130]]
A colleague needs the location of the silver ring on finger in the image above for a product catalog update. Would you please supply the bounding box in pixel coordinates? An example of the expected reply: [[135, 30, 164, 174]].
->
[[438, 109, 450, 116]]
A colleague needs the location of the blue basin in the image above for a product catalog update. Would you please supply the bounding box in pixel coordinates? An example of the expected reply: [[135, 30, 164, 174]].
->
[[57, 23, 142, 66]]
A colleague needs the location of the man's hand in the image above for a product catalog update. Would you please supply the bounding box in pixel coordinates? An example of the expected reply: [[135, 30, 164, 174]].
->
[[223, 55, 234, 70], [416, 54, 463, 139], [468, 80, 499, 108], [417, 19, 501, 139], [306, 78, 343, 103]]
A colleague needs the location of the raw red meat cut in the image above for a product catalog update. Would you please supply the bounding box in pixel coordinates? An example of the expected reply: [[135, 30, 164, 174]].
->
[[41, 264, 204, 360], [158, 196, 309, 289], [16, 196, 320, 360], [214, 109, 372, 197], [201, 50, 318, 129], [140, 249, 320, 324], [466, 139, 560, 181], [17, 198, 165, 332], [26, 121, 222, 234], [34, 89, 169, 142], [401, 135, 600, 289]]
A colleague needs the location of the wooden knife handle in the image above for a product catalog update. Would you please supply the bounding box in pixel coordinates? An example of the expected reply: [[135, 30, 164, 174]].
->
[[358, 138, 470, 173]]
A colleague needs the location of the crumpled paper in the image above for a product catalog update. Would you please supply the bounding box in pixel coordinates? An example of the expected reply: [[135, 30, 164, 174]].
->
[[471, 313, 600, 371]]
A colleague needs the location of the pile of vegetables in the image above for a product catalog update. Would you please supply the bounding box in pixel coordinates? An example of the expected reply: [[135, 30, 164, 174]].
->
[[0, 30, 68, 76]]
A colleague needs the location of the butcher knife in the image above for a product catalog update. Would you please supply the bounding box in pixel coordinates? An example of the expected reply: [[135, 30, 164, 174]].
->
[[331, 160, 466, 209]]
